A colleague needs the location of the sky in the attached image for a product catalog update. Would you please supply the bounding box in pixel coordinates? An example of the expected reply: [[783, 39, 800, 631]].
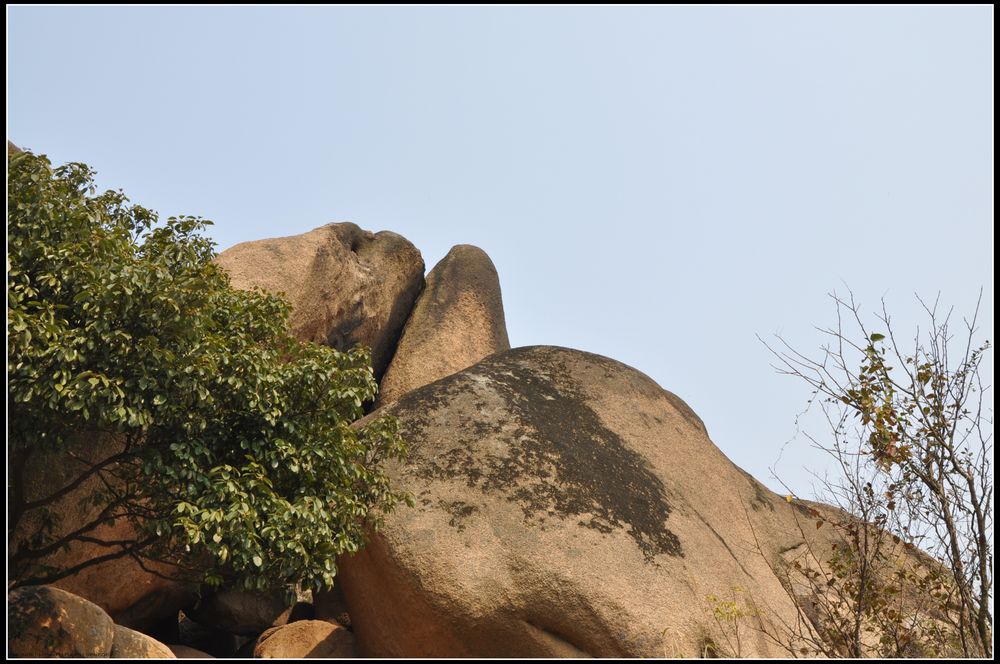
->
[[7, 6, 993, 497]]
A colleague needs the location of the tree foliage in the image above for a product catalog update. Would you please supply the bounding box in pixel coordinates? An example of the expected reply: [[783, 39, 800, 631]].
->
[[8, 147, 409, 595], [763, 290, 992, 657]]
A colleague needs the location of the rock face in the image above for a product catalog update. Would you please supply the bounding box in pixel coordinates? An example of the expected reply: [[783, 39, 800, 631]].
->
[[9, 432, 196, 630], [110, 625, 176, 659], [377, 244, 510, 406], [336, 346, 837, 658], [253, 620, 356, 658], [9, 585, 116, 657], [214, 222, 424, 379]]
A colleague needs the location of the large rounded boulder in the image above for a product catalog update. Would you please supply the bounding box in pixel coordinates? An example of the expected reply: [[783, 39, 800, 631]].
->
[[215, 222, 424, 379], [336, 346, 820, 657], [377, 244, 510, 406]]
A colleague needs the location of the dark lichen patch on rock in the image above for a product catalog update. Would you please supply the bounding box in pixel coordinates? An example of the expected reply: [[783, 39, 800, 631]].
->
[[439, 500, 479, 532], [394, 346, 682, 561], [579, 515, 616, 534], [390, 378, 458, 444]]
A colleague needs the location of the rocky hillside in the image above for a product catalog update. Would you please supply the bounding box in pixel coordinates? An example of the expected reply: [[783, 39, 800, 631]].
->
[[9, 220, 958, 658]]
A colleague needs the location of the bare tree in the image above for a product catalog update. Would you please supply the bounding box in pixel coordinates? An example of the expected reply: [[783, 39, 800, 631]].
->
[[760, 289, 992, 658]]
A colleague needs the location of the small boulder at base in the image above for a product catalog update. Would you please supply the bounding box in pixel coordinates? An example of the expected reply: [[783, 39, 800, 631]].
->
[[377, 244, 510, 406], [214, 222, 424, 379], [9, 585, 115, 657], [110, 624, 176, 659], [253, 620, 356, 658]]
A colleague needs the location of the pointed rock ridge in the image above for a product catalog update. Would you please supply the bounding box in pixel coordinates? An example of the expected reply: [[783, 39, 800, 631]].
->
[[336, 346, 946, 657], [214, 222, 425, 380], [8, 140, 22, 154], [376, 244, 510, 406]]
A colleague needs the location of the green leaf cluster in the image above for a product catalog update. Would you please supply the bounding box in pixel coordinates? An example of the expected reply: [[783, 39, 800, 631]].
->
[[8, 148, 408, 594]]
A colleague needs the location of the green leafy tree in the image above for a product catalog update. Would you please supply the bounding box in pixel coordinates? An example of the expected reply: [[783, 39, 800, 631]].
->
[[8, 146, 409, 595]]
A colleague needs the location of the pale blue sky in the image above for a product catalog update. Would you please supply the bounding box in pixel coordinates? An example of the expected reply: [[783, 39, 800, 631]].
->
[[8, 6, 993, 496]]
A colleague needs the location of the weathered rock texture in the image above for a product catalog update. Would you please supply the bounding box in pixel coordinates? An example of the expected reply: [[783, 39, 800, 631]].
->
[[337, 346, 911, 658], [253, 620, 356, 658], [9, 433, 196, 630], [215, 222, 424, 379], [9, 585, 116, 657], [377, 244, 510, 406], [110, 624, 176, 659]]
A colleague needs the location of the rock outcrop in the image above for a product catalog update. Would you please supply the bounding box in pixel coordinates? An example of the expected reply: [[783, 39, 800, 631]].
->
[[253, 620, 356, 658], [336, 346, 837, 658], [377, 244, 510, 406], [7, 150, 954, 656], [215, 222, 424, 379]]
